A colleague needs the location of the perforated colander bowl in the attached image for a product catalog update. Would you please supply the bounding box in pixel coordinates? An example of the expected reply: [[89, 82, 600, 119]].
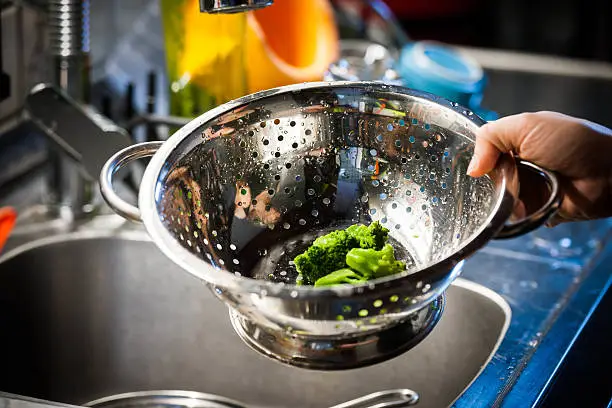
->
[[101, 81, 560, 369]]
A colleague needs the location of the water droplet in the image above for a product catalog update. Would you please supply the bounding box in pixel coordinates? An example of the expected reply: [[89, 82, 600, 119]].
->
[[389, 295, 399, 302], [370, 149, 378, 157], [311, 209, 319, 217], [376, 134, 383, 142], [298, 218, 306, 226], [406, 207, 412, 213], [283, 222, 291, 229], [387, 124, 394, 131], [379, 193, 388, 200], [307, 188, 315, 195], [372, 180, 380, 187], [358, 309, 369, 317], [322, 198, 331, 205], [370, 208, 377, 215], [391, 203, 398, 209]]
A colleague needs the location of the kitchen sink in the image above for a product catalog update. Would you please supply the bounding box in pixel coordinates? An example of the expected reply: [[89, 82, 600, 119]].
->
[[0, 232, 511, 408]]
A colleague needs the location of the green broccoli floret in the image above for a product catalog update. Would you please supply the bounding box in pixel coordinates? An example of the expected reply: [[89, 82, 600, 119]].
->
[[293, 221, 399, 285], [314, 268, 368, 287], [294, 230, 359, 285], [345, 244, 406, 279], [346, 221, 389, 250]]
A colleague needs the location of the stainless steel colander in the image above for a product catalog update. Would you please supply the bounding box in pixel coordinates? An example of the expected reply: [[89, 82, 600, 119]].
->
[[100, 81, 561, 370]]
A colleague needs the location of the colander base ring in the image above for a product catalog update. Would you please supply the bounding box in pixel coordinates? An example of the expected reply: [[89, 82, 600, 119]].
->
[[228, 295, 445, 370]]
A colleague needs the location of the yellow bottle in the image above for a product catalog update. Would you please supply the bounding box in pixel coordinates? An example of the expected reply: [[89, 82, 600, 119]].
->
[[160, 0, 339, 118]]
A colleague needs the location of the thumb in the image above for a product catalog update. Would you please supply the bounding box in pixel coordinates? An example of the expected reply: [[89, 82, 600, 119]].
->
[[467, 113, 532, 177]]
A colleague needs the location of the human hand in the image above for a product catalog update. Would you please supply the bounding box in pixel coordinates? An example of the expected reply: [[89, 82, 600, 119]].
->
[[467, 111, 612, 226]]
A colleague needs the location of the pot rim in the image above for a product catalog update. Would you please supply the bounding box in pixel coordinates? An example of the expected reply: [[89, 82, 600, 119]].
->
[[138, 81, 516, 299]]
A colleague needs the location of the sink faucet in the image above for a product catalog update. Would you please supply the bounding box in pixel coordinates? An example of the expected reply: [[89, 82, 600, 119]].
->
[[199, 0, 273, 13], [46, 0, 95, 221]]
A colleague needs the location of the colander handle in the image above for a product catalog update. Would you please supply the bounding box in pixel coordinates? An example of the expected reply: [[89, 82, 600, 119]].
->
[[495, 159, 562, 239], [99, 141, 163, 222]]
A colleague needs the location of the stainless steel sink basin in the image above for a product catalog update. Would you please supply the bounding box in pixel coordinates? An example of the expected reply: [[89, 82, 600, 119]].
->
[[0, 232, 511, 408]]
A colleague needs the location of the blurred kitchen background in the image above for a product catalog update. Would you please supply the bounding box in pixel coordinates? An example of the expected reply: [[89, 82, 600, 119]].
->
[[1, 0, 611, 259]]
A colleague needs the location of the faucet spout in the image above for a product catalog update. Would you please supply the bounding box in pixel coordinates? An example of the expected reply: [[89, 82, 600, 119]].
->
[[199, 0, 273, 14]]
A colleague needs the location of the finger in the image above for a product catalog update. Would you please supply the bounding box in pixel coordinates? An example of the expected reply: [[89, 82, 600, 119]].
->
[[467, 114, 533, 177], [467, 138, 501, 177]]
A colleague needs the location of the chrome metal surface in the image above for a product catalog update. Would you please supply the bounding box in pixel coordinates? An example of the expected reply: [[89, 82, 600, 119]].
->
[[101, 81, 557, 368], [85, 388, 419, 408], [329, 389, 418, 408], [0, 231, 510, 408], [495, 159, 562, 239], [86, 391, 246, 408], [229, 296, 444, 369], [48, 0, 90, 105], [199, 0, 273, 14], [100, 141, 162, 222], [24, 84, 131, 219]]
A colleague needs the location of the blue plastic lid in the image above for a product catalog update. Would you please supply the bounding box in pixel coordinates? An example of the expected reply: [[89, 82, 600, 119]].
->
[[396, 41, 489, 112]]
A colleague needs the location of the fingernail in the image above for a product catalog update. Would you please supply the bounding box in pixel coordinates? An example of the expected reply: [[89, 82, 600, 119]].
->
[[467, 156, 479, 176]]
